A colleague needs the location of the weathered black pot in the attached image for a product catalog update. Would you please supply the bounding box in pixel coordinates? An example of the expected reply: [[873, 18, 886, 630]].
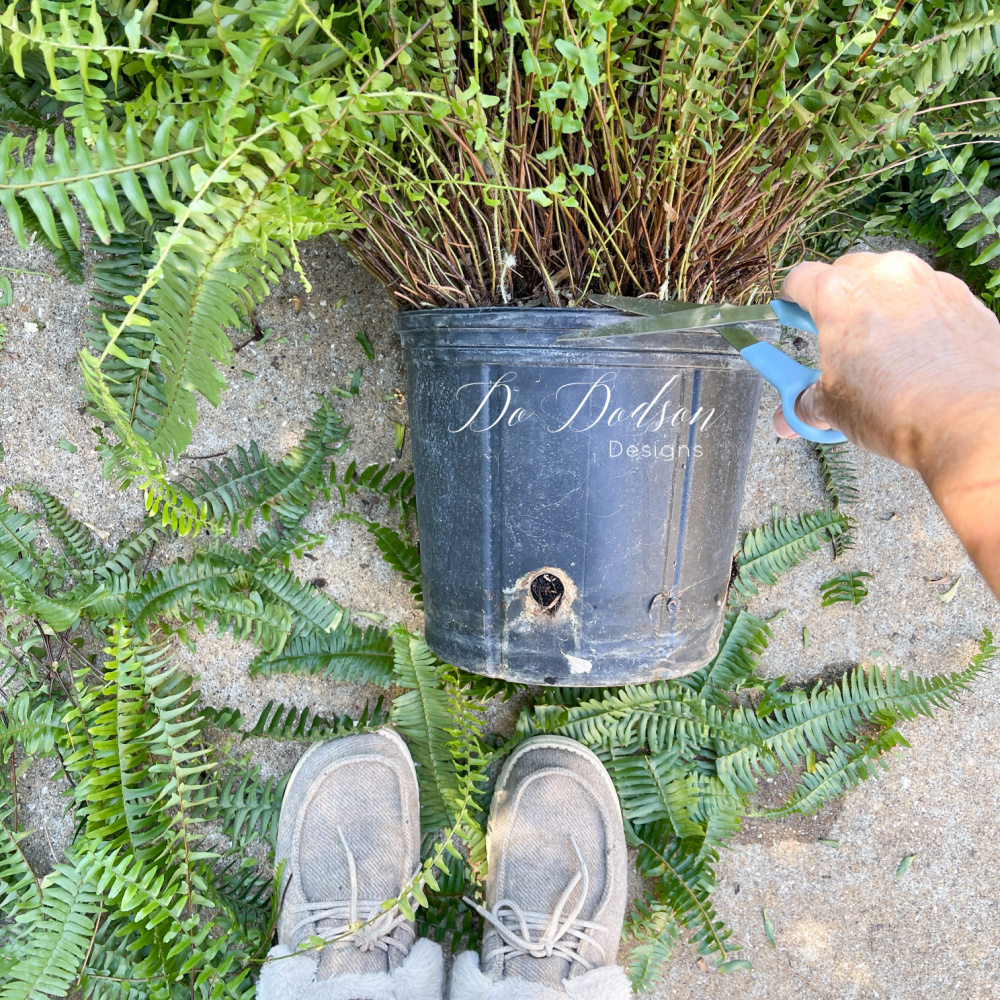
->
[[398, 308, 765, 686]]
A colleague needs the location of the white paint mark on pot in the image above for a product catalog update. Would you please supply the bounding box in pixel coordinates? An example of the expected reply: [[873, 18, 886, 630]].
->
[[564, 653, 592, 674]]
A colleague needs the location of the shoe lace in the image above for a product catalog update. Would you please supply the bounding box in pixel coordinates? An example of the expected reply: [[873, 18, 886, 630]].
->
[[286, 827, 418, 955], [463, 837, 607, 971]]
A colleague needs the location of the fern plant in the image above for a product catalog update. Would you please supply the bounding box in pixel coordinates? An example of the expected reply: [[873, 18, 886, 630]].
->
[[0, 0, 996, 531], [0, 488, 489, 996], [809, 136, 1000, 318], [1, 465, 994, 994]]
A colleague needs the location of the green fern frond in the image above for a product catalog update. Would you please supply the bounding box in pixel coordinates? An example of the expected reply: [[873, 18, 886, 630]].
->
[[125, 543, 317, 650], [813, 442, 859, 557], [135, 631, 214, 810], [390, 633, 489, 855], [760, 727, 909, 819], [181, 589, 293, 654], [517, 683, 764, 757], [176, 443, 274, 532], [251, 564, 345, 636], [212, 769, 289, 851], [627, 898, 680, 992], [85, 203, 172, 438], [414, 851, 482, 952], [142, 237, 287, 461], [77, 845, 251, 997], [207, 542, 345, 635], [5, 485, 101, 570], [248, 618, 395, 686], [80, 914, 171, 1000], [605, 749, 705, 839], [606, 753, 745, 862], [813, 442, 859, 507], [92, 523, 162, 584], [335, 460, 416, 521], [837, 145, 1000, 317], [0, 800, 42, 914], [180, 397, 348, 534], [391, 631, 462, 833], [230, 698, 390, 743], [124, 552, 235, 634], [438, 665, 490, 869], [344, 515, 422, 602], [16, 196, 85, 283], [0, 78, 51, 136], [634, 823, 737, 962], [0, 498, 42, 567], [0, 519, 87, 629], [733, 508, 852, 599], [78, 625, 219, 924], [922, 141, 1000, 284], [718, 631, 996, 793], [70, 625, 171, 864], [0, 689, 64, 761], [459, 672, 524, 704], [0, 119, 158, 250], [252, 523, 326, 568], [689, 774, 745, 858], [680, 610, 770, 703], [257, 396, 348, 527], [820, 570, 872, 606], [210, 859, 273, 934], [0, 862, 100, 1000]]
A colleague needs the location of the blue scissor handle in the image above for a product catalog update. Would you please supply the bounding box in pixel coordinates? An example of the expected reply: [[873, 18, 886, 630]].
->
[[740, 342, 847, 444], [769, 298, 818, 335]]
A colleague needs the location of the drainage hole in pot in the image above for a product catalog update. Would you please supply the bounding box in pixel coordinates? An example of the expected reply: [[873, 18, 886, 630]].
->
[[531, 573, 565, 613]]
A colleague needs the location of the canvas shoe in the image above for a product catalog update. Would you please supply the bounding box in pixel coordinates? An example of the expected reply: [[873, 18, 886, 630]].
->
[[258, 729, 443, 1000], [451, 735, 632, 1000]]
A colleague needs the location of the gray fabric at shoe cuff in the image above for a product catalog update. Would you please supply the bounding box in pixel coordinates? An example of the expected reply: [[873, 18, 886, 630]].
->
[[257, 937, 444, 1000], [449, 951, 634, 1000], [255, 941, 634, 1000]]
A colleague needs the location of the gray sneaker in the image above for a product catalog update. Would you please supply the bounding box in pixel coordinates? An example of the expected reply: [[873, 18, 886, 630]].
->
[[258, 729, 444, 1000], [452, 735, 633, 1000]]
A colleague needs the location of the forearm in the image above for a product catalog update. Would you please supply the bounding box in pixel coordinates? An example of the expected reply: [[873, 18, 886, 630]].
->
[[917, 408, 1000, 598]]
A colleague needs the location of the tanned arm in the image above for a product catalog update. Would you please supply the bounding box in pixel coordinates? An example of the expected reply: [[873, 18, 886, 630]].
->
[[773, 250, 1000, 599]]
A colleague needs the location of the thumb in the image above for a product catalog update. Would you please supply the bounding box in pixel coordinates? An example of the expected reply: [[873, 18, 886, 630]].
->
[[772, 384, 832, 439]]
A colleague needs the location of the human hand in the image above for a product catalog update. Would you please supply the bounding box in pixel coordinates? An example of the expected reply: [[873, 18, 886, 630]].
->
[[773, 250, 1000, 474], [774, 250, 1000, 600]]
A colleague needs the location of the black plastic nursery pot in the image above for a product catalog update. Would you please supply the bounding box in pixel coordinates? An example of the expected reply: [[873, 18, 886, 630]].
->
[[398, 308, 766, 686]]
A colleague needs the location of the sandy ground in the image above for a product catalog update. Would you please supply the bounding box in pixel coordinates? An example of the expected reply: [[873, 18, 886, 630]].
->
[[1, 224, 997, 1000]]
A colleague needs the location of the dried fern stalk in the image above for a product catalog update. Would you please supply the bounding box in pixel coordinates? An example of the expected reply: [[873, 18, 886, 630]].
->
[[314, 0, 1000, 307]]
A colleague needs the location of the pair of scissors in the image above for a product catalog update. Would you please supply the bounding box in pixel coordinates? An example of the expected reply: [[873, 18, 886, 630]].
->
[[557, 295, 845, 445]]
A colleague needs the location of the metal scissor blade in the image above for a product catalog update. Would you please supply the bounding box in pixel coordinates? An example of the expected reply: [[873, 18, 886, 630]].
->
[[590, 294, 705, 317], [714, 325, 758, 352], [559, 302, 777, 340]]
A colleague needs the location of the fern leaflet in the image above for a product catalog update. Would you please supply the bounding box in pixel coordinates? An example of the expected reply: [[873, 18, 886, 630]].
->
[[681, 610, 770, 703], [248, 619, 395, 686], [820, 571, 872, 606]]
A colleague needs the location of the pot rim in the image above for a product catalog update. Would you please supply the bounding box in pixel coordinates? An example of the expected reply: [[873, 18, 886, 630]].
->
[[397, 304, 779, 357]]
